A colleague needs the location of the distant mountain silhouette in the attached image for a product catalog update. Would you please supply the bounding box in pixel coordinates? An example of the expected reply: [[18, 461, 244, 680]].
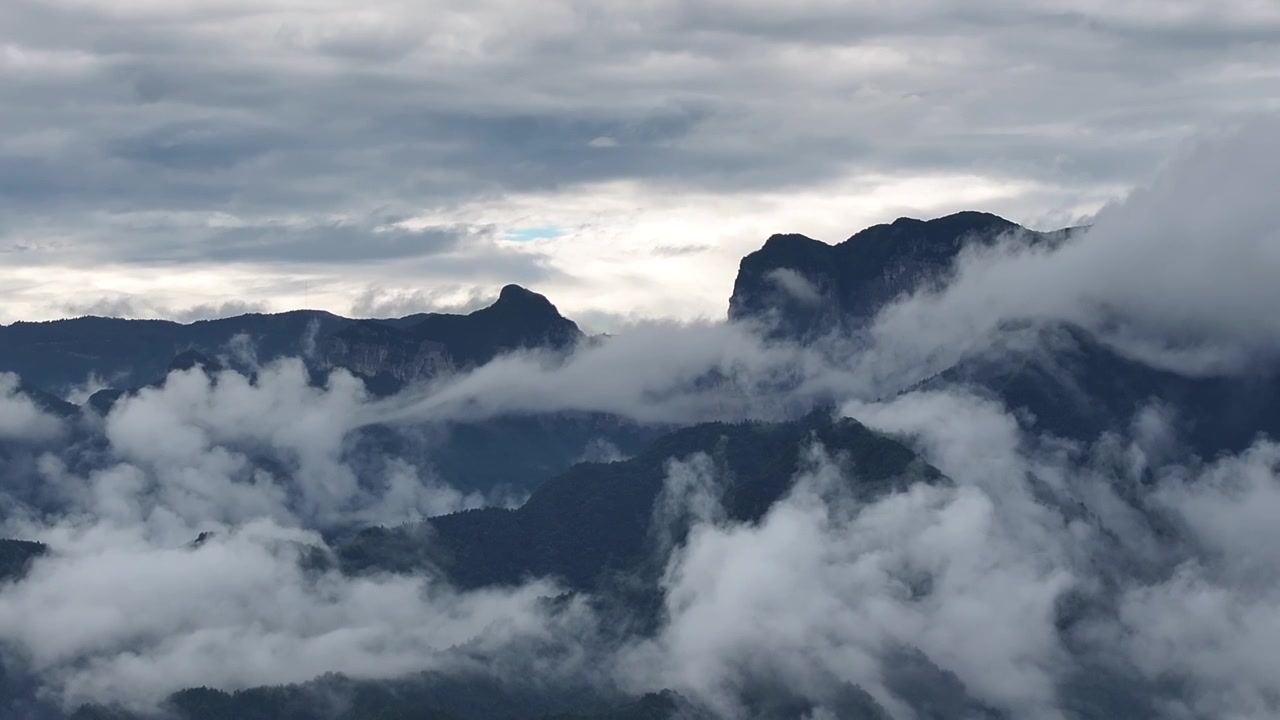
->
[[0, 311, 348, 395], [728, 211, 1079, 339], [0, 285, 581, 396]]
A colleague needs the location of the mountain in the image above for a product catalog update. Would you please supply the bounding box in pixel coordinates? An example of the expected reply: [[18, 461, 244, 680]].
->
[[65, 413, 939, 720], [729, 211, 1280, 455], [0, 311, 348, 394], [316, 285, 583, 389], [335, 411, 941, 592], [0, 286, 606, 501], [0, 539, 46, 583], [411, 284, 584, 366], [8, 382, 79, 419], [400, 413, 666, 496], [72, 682, 693, 720], [728, 211, 1078, 340], [6, 210, 1272, 720], [0, 285, 581, 395], [921, 322, 1280, 456]]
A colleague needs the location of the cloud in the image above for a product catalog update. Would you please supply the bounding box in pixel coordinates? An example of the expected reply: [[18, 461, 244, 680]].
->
[[621, 440, 1073, 719], [0, 360, 583, 711], [649, 453, 727, 559], [3, 311, 1280, 718], [3, 0, 1277, 322], [867, 117, 1280, 377], [349, 285, 498, 319], [59, 296, 270, 322], [0, 373, 64, 442], [2, 360, 513, 538], [0, 518, 578, 711], [835, 386, 1280, 720], [61, 372, 109, 405], [766, 268, 825, 306], [371, 320, 872, 425], [1104, 440, 1280, 718]]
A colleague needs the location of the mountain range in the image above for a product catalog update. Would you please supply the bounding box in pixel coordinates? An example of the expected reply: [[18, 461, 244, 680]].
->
[[0, 283, 582, 396], [1, 211, 1274, 720]]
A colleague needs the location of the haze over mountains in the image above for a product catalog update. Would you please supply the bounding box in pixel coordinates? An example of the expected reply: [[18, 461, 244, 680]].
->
[[3, 122, 1280, 719]]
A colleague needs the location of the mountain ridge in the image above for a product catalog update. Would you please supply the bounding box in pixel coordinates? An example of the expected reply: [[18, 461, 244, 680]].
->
[[0, 284, 580, 395]]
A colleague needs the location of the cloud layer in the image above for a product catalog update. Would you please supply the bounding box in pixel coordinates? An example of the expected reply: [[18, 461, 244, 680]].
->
[[4, 0, 1278, 324]]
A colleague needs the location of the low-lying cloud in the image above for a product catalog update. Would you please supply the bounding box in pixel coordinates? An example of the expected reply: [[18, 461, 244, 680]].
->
[[0, 519, 578, 711], [0, 373, 64, 442]]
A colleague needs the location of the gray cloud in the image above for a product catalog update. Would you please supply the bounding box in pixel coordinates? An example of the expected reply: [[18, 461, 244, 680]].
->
[[195, 224, 468, 265], [3, 0, 1278, 316]]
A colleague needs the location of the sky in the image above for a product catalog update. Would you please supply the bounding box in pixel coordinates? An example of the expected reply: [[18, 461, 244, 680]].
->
[[3, 0, 1280, 329]]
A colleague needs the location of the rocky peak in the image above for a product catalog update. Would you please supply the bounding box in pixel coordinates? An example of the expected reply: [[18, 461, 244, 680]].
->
[[729, 211, 1069, 340]]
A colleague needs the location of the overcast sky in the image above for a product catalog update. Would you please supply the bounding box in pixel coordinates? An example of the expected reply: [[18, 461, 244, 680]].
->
[[3, 0, 1278, 328]]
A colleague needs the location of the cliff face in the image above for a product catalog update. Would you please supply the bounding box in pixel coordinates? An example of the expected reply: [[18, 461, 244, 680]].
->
[[315, 322, 458, 384]]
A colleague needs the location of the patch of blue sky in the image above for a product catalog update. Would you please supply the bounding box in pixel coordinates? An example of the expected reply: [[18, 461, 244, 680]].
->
[[504, 226, 565, 242]]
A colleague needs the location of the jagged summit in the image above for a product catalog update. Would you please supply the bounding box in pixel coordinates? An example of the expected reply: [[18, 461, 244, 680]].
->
[[484, 284, 571, 324], [495, 283, 552, 306]]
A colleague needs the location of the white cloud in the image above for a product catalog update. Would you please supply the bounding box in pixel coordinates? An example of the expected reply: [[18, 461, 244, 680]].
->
[[621, 442, 1074, 719], [0, 373, 64, 442], [0, 519, 577, 710], [867, 118, 1280, 376]]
